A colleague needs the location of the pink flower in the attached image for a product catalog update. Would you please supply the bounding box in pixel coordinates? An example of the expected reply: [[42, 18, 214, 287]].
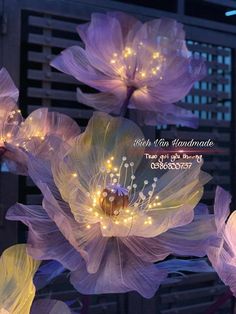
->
[[51, 12, 206, 127]]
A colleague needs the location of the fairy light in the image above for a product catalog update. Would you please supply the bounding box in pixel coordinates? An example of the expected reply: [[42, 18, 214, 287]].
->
[[152, 51, 160, 59], [87, 156, 161, 230], [140, 71, 146, 78], [72, 173, 77, 178], [123, 47, 133, 58]]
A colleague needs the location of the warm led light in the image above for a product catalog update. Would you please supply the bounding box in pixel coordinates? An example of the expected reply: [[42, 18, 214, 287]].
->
[[152, 51, 160, 59], [123, 47, 133, 58], [72, 173, 77, 178]]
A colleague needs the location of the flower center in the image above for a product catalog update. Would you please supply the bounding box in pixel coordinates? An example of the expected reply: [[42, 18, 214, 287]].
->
[[99, 184, 129, 216]]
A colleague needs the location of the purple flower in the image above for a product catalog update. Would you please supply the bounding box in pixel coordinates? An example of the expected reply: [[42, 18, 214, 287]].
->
[[51, 12, 206, 127], [0, 68, 81, 174], [7, 113, 211, 298], [206, 186, 236, 296], [0, 68, 21, 149]]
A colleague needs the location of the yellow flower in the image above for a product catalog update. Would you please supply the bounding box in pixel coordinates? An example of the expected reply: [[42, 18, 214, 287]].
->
[[0, 244, 40, 314]]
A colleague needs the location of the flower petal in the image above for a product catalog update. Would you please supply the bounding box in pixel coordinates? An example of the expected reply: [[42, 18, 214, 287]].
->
[[6, 203, 82, 271], [70, 238, 167, 298], [76, 13, 124, 78], [52, 112, 144, 205], [17, 108, 80, 144], [31, 299, 72, 314], [0, 68, 19, 101], [214, 186, 231, 233], [157, 258, 214, 273], [51, 46, 126, 95], [135, 107, 198, 128], [157, 209, 216, 257], [77, 88, 122, 114], [0, 244, 40, 314], [34, 261, 65, 290]]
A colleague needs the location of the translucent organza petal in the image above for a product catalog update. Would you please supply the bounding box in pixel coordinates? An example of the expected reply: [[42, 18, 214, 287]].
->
[[70, 238, 167, 298], [6, 203, 82, 271], [0, 68, 19, 101], [156, 259, 214, 273], [31, 299, 72, 314], [100, 160, 210, 238], [16, 108, 80, 145], [34, 261, 65, 290], [75, 13, 124, 78], [77, 88, 122, 114], [3, 143, 28, 175], [135, 107, 198, 128], [0, 98, 22, 145], [207, 187, 236, 297], [0, 244, 40, 314], [214, 186, 231, 233], [157, 209, 216, 257], [50, 46, 125, 94], [52, 112, 144, 204]]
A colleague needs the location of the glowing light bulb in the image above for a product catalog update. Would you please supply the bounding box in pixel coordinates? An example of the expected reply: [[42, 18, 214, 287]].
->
[[152, 51, 160, 59]]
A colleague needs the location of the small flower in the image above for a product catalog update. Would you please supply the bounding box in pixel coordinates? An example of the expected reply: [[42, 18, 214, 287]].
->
[[7, 113, 210, 298], [51, 12, 206, 127]]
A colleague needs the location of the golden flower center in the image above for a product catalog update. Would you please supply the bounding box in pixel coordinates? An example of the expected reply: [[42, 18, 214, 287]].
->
[[99, 186, 129, 216]]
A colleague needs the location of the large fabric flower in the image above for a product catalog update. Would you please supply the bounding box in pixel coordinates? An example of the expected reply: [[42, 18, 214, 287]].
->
[[7, 113, 211, 298], [0, 68, 80, 174], [0, 85, 80, 175], [0, 244, 40, 314], [206, 186, 236, 296], [51, 12, 206, 127], [0, 68, 21, 150]]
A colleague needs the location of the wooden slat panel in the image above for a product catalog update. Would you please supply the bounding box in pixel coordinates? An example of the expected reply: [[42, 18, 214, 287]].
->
[[28, 33, 80, 49], [190, 88, 229, 99], [160, 301, 231, 314], [179, 102, 230, 113], [28, 105, 93, 119], [160, 130, 230, 141], [28, 69, 77, 84], [29, 15, 79, 32], [160, 285, 226, 304], [188, 43, 230, 56], [27, 87, 230, 105], [28, 87, 76, 101]]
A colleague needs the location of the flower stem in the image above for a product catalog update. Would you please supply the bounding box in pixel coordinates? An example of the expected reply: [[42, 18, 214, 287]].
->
[[205, 289, 233, 314], [119, 86, 136, 117], [81, 295, 90, 314]]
